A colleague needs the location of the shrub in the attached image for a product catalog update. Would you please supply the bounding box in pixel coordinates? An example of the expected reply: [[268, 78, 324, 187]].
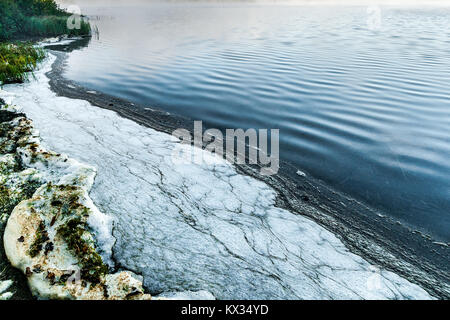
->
[[23, 16, 91, 38], [0, 0, 90, 40], [0, 42, 46, 85]]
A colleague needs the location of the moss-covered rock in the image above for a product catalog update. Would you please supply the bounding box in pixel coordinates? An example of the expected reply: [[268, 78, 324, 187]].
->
[[57, 217, 108, 285], [28, 220, 49, 258], [1, 106, 151, 300], [0, 109, 42, 300]]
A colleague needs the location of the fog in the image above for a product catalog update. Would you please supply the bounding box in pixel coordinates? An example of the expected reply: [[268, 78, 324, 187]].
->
[[56, 0, 450, 8]]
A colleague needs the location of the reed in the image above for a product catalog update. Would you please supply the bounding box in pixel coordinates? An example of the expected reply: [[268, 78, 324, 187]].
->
[[0, 0, 90, 41], [23, 16, 91, 38], [0, 43, 46, 85]]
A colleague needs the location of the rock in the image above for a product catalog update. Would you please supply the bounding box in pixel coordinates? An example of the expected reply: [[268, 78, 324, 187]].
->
[[1, 107, 151, 300]]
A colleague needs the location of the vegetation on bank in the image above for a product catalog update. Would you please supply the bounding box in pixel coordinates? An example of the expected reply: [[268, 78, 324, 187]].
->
[[57, 216, 109, 285], [0, 0, 90, 86], [0, 105, 43, 300], [23, 16, 91, 38], [0, 43, 46, 85], [0, 0, 91, 41]]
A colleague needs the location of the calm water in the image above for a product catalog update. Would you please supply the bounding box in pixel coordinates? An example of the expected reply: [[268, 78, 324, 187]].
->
[[64, 3, 450, 241]]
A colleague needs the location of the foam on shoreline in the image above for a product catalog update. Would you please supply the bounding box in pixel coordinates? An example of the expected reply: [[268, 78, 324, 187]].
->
[[0, 53, 434, 300], [0, 102, 154, 299], [0, 279, 13, 300]]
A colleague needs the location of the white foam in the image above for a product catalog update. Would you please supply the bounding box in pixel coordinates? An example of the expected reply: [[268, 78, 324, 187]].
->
[[0, 280, 13, 300], [0, 54, 433, 300], [38, 37, 82, 47], [296, 170, 306, 177], [156, 290, 216, 300]]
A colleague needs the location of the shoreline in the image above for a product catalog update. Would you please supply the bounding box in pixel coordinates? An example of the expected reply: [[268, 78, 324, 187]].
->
[[0, 100, 153, 300], [45, 46, 449, 299], [0, 43, 448, 298], [0, 83, 212, 301]]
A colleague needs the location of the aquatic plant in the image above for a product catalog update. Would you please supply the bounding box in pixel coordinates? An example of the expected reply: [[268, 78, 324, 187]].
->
[[28, 221, 49, 258], [23, 16, 91, 38], [0, 0, 90, 85], [0, 43, 46, 85], [0, 0, 90, 41], [0, 102, 151, 299], [57, 217, 109, 285]]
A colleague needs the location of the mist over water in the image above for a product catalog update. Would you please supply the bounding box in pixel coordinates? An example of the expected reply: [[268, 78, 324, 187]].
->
[[62, 2, 450, 241]]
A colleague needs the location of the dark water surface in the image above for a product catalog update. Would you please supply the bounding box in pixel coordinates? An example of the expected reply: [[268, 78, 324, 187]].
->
[[63, 3, 450, 241]]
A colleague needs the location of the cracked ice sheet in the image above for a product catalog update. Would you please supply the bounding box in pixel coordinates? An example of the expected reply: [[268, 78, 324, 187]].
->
[[0, 54, 432, 300]]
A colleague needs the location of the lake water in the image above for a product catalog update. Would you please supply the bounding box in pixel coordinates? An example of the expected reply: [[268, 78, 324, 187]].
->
[[63, 3, 450, 241]]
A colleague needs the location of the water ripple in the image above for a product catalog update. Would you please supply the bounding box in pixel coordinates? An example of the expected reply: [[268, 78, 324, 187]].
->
[[66, 4, 450, 240]]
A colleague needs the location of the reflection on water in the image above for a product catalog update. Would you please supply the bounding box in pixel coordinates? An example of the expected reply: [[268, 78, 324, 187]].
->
[[64, 3, 450, 241], [45, 36, 92, 52]]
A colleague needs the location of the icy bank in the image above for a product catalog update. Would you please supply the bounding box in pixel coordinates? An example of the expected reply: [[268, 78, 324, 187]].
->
[[0, 54, 433, 300], [0, 102, 151, 300]]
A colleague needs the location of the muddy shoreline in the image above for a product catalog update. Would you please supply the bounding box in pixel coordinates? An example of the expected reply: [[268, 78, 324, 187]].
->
[[42, 42, 449, 298]]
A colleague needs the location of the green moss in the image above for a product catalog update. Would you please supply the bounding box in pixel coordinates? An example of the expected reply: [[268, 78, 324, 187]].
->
[[57, 218, 108, 285], [0, 157, 20, 176], [0, 155, 42, 221], [0, 184, 38, 226], [0, 176, 40, 221], [48, 187, 83, 226], [0, 108, 109, 291], [0, 189, 34, 300], [0, 110, 25, 124], [0, 185, 15, 218], [49, 185, 83, 215], [0, 43, 47, 85], [28, 221, 49, 258], [20, 179, 42, 199], [0, 110, 30, 155]]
